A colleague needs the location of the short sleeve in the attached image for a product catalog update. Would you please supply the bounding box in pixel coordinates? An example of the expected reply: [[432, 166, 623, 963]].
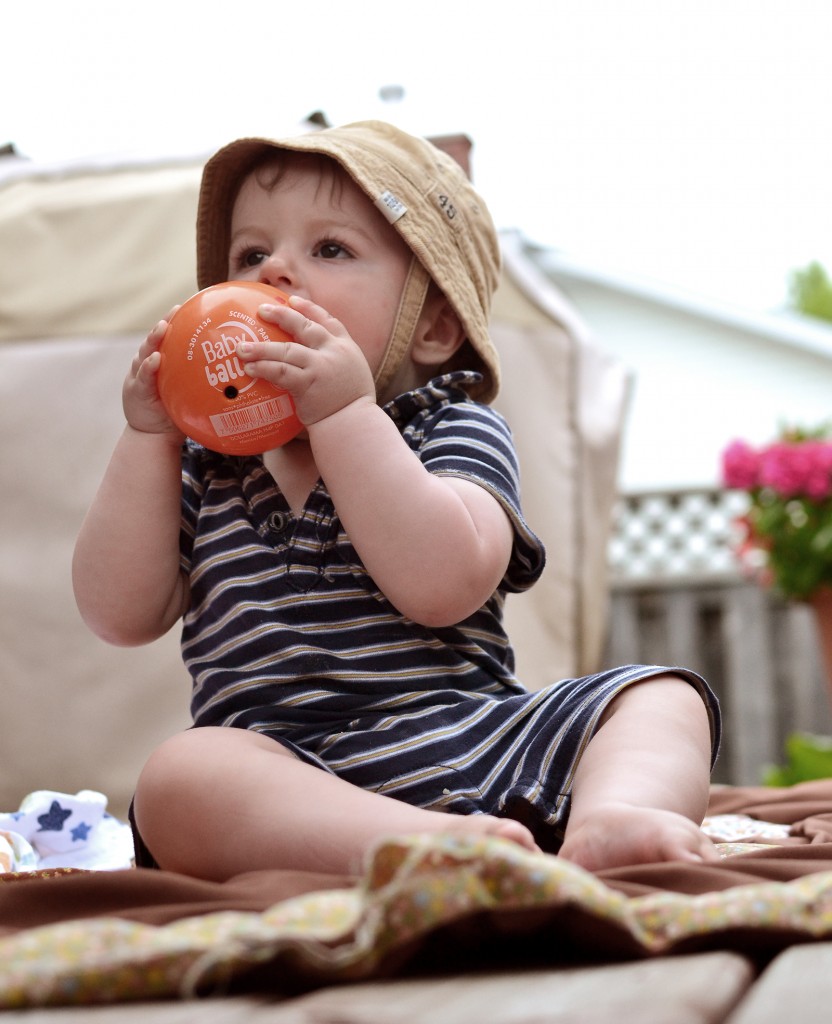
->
[[179, 441, 208, 573], [407, 400, 546, 594]]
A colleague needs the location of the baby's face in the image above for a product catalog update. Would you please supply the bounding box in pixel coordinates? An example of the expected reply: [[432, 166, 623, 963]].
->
[[228, 160, 413, 384]]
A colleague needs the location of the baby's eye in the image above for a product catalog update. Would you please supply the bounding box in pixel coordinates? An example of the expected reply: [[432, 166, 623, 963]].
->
[[230, 246, 267, 271], [315, 240, 351, 260], [240, 248, 267, 268]]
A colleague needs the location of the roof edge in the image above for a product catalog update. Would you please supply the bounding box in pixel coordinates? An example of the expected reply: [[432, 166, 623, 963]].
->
[[532, 243, 832, 361]]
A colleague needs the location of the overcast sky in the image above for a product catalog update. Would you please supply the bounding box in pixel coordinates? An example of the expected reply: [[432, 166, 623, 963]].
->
[[5, 0, 831, 313]]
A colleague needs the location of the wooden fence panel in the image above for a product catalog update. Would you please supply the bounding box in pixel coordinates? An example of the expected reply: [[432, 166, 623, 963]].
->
[[602, 578, 832, 785]]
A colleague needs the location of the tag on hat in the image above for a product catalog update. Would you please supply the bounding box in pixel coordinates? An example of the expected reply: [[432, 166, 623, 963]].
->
[[375, 190, 407, 223]]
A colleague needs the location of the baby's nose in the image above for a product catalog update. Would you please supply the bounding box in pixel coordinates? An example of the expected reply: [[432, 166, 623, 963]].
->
[[257, 253, 298, 291]]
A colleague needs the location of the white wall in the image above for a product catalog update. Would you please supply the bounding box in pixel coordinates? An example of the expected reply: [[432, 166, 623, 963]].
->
[[547, 277, 832, 492]]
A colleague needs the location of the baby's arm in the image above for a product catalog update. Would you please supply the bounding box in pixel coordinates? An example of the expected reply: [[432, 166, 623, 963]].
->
[[313, 403, 513, 626], [238, 297, 513, 627], [72, 318, 190, 646]]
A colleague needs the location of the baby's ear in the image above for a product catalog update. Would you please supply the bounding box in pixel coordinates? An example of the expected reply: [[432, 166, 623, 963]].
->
[[410, 288, 465, 369]]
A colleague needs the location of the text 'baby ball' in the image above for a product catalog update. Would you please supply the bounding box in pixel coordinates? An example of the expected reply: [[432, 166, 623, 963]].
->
[[158, 281, 302, 455]]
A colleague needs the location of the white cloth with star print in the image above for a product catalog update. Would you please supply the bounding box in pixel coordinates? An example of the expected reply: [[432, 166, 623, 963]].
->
[[0, 790, 134, 871]]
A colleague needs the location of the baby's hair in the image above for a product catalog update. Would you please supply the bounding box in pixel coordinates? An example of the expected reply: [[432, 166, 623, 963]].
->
[[240, 149, 347, 208]]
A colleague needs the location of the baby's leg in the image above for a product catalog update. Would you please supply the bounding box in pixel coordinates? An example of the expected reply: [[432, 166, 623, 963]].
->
[[558, 675, 718, 871], [133, 727, 537, 881]]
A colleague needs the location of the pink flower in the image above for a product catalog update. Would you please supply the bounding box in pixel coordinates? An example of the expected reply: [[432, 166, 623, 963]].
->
[[721, 440, 760, 489], [758, 440, 832, 499], [721, 427, 832, 599], [759, 442, 809, 497], [805, 442, 832, 500]]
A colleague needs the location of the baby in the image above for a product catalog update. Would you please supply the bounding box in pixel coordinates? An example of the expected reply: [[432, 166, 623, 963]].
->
[[73, 121, 721, 880]]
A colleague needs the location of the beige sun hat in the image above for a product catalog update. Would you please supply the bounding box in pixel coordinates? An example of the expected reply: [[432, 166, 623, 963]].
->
[[196, 120, 502, 403]]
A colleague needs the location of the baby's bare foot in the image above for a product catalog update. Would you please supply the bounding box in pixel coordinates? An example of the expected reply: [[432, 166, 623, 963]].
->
[[437, 812, 540, 853], [558, 803, 718, 871]]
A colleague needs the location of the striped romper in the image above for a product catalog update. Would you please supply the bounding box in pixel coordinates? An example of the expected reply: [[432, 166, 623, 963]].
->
[[131, 372, 720, 863]]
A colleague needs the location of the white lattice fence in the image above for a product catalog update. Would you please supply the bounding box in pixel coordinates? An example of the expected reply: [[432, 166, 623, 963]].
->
[[608, 487, 749, 583]]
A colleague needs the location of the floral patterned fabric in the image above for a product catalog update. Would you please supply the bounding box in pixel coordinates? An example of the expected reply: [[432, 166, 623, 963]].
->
[[4, 826, 832, 1009]]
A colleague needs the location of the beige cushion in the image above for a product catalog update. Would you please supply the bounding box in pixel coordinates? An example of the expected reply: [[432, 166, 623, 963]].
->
[[0, 336, 190, 818], [493, 239, 629, 685], [0, 158, 201, 342]]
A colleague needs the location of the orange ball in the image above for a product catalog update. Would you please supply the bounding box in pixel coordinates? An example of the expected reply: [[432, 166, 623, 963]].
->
[[158, 281, 302, 455]]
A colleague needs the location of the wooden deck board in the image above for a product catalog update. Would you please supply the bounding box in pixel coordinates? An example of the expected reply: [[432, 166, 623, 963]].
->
[[726, 942, 832, 1024], [263, 954, 753, 1023], [3, 1000, 255, 1022], [6, 952, 754, 1023]]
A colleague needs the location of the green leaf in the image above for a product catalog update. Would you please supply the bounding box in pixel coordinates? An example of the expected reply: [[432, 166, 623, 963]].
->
[[764, 732, 832, 785], [790, 261, 832, 323]]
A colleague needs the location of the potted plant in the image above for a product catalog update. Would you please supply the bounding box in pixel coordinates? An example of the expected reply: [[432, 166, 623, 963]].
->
[[721, 425, 832, 700]]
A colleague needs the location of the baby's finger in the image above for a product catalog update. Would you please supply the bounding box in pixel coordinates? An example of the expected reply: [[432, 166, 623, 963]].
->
[[257, 295, 345, 348], [129, 321, 167, 377], [129, 350, 162, 395], [138, 349, 161, 377], [256, 302, 320, 348], [287, 294, 328, 320], [288, 294, 346, 337], [237, 338, 309, 380]]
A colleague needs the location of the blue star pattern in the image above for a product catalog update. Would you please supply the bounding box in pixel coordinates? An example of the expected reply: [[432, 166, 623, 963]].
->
[[37, 801, 73, 832], [71, 821, 92, 842]]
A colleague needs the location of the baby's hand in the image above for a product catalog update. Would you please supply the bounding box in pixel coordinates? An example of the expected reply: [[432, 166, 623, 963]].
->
[[123, 313, 185, 439], [235, 295, 376, 425]]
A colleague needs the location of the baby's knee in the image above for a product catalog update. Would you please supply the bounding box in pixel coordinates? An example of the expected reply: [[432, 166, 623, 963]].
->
[[133, 729, 231, 853], [135, 728, 217, 805]]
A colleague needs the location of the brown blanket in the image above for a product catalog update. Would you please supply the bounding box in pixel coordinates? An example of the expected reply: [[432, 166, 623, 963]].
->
[[4, 781, 832, 1008]]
